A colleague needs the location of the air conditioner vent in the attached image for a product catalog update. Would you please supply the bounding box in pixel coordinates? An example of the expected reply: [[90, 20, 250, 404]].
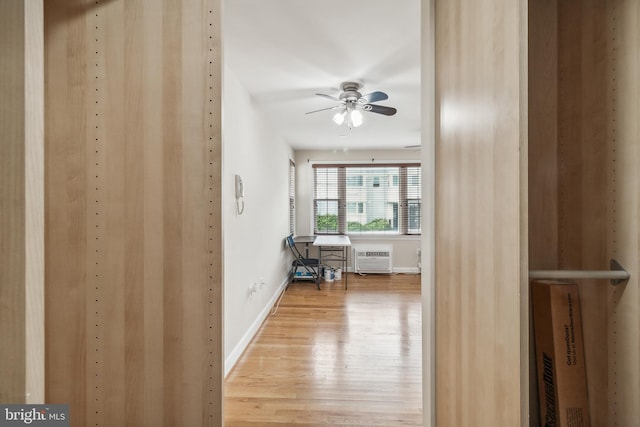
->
[[362, 251, 390, 257], [354, 245, 393, 274]]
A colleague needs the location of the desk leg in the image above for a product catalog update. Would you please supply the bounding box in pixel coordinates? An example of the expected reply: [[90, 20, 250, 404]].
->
[[345, 247, 348, 290]]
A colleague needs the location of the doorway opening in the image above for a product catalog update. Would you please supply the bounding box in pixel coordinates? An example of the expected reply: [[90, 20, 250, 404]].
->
[[221, 1, 435, 426]]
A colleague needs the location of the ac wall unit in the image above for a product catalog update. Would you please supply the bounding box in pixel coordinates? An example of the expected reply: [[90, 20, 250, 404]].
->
[[354, 245, 393, 274]]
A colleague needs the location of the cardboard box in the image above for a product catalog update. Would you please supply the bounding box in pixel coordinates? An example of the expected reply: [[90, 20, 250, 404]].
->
[[531, 280, 591, 427]]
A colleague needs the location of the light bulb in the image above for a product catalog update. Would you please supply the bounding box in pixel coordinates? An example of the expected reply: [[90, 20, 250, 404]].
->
[[350, 109, 364, 127], [333, 110, 346, 125]]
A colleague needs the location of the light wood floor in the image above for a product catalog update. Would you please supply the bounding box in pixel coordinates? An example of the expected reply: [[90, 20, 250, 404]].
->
[[224, 273, 423, 426]]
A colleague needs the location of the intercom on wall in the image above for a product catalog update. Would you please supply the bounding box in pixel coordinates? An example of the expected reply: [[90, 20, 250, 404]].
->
[[235, 174, 244, 199], [235, 174, 245, 214]]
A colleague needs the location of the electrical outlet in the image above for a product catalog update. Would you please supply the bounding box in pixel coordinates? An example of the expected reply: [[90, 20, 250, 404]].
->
[[259, 278, 265, 288], [416, 247, 421, 256]]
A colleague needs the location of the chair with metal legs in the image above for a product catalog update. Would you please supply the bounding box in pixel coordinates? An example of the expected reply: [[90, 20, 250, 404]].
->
[[286, 235, 321, 290]]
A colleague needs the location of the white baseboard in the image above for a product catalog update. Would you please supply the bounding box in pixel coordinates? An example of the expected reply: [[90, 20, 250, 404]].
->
[[347, 267, 421, 274], [346, 267, 420, 274], [224, 276, 289, 378], [393, 267, 421, 274]]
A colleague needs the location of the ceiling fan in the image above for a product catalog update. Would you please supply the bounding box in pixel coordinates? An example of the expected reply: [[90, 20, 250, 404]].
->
[[306, 82, 397, 129]]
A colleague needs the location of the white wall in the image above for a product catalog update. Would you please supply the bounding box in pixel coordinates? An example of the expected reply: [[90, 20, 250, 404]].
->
[[223, 67, 293, 374], [294, 149, 422, 272]]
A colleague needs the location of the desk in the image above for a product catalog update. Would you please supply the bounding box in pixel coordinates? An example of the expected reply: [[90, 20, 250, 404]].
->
[[313, 235, 351, 289]]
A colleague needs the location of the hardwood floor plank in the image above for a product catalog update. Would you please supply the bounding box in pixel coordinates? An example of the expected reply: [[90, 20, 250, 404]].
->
[[225, 273, 422, 426]]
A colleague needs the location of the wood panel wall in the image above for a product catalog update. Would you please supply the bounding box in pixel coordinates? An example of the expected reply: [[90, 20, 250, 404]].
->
[[529, 1, 610, 424], [557, 2, 609, 423], [528, 0, 558, 272], [434, 1, 528, 426], [0, 0, 44, 404], [529, 1, 639, 425], [420, 2, 436, 427], [44, 1, 223, 426], [527, 3, 557, 424], [607, 1, 640, 424]]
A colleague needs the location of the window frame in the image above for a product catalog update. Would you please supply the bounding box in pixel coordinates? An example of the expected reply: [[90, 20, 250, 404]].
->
[[312, 162, 422, 236], [288, 159, 295, 235]]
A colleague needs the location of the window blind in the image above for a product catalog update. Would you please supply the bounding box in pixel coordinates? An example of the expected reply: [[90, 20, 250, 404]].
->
[[289, 159, 296, 235], [313, 163, 421, 235]]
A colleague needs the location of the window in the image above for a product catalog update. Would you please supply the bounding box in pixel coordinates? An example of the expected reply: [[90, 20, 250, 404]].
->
[[346, 175, 363, 187], [405, 166, 421, 234], [288, 159, 295, 235], [313, 163, 421, 235], [347, 202, 364, 214]]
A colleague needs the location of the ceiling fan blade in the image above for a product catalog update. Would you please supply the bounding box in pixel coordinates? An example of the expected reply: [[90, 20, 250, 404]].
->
[[359, 91, 388, 103], [305, 105, 343, 115], [363, 104, 397, 116], [315, 93, 341, 102]]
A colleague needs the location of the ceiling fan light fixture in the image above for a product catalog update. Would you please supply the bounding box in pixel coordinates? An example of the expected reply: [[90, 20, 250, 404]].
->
[[350, 109, 363, 127], [307, 82, 396, 128]]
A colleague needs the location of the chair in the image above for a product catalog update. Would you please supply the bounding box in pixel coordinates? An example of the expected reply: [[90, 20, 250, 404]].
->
[[286, 235, 321, 290]]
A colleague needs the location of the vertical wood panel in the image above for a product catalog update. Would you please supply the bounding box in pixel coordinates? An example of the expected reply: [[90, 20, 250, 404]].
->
[[435, 1, 527, 426], [24, 0, 45, 405], [161, 0, 184, 424], [141, 3, 165, 425], [527, 5, 557, 425], [207, 1, 224, 421], [529, 1, 640, 424], [45, 2, 91, 424], [557, 0, 608, 273], [44, 1, 223, 425], [608, 1, 640, 424], [528, 0, 558, 271], [122, 1, 144, 425], [556, 2, 609, 424], [0, 0, 27, 404], [420, 2, 436, 426], [529, 2, 616, 424], [102, 2, 127, 425], [0, 0, 44, 404]]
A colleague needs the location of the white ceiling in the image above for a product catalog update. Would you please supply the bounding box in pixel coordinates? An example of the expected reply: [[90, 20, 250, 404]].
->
[[223, 0, 421, 151]]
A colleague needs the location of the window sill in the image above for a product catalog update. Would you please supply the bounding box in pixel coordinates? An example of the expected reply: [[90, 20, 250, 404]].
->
[[347, 234, 421, 241]]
